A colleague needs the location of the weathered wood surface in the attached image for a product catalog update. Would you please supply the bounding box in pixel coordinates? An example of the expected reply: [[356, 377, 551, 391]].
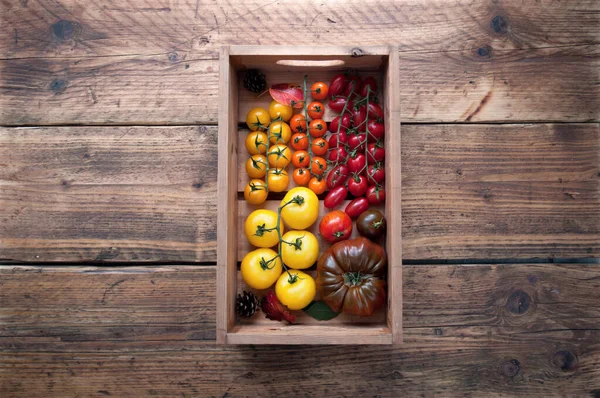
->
[[1, 1, 598, 124], [2, 123, 597, 262], [1, 264, 599, 396], [0, 126, 218, 262]]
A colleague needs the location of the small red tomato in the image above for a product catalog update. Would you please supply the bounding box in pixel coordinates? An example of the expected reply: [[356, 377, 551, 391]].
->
[[367, 120, 385, 142], [367, 143, 385, 164], [347, 153, 367, 174], [319, 210, 353, 243], [290, 133, 309, 150], [328, 130, 347, 148], [326, 165, 349, 190], [329, 97, 353, 114], [328, 114, 351, 134], [324, 186, 348, 209], [348, 133, 367, 152], [367, 103, 385, 120], [352, 106, 367, 130], [348, 174, 368, 197], [360, 76, 378, 98], [366, 185, 386, 205], [308, 101, 325, 119], [366, 163, 385, 184], [311, 137, 329, 156], [345, 197, 370, 219], [328, 146, 348, 162], [329, 74, 349, 99], [343, 75, 362, 98]]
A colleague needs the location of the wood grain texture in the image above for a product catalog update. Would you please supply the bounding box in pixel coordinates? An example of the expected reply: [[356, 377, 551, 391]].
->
[[0, 126, 218, 262], [402, 123, 600, 259], [1, 264, 599, 396], [1, 1, 598, 124]]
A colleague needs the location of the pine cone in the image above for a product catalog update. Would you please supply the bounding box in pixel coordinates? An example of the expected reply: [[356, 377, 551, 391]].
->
[[236, 290, 260, 318], [243, 69, 267, 93]]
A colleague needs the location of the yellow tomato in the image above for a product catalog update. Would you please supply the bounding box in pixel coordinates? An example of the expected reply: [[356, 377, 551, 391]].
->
[[267, 168, 289, 193], [281, 231, 319, 270], [275, 270, 316, 310], [280, 187, 319, 229], [241, 248, 282, 290], [245, 154, 267, 179], [267, 144, 291, 168], [244, 179, 268, 205], [244, 209, 283, 248], [246, 107, 271, 131], [245, 131, 268, 155], [269, 100, 293, 122], [268, 121, 292, 144]]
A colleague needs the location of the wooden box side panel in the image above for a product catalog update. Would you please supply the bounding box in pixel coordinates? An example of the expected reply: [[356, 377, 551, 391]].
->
[[384, 47, 403, 344], [216, 47, 239, 344]]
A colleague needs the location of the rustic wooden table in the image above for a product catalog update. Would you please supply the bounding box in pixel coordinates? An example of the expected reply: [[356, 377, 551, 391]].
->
[[1, 1, 599, 396]]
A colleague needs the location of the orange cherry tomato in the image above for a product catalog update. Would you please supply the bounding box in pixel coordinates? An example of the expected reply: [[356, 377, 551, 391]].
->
[[290, 114, 307, 134], [311, 138, 329, 156], [308, 119, 327, 138], [293, 168, 311, 186], [307, 101, 325, 119], [290, 133, 309, 151], [311, 82, 329, 101], [308, 176, 327, 194], [311, 156, 327, 176], [291, 150, 310, 168]]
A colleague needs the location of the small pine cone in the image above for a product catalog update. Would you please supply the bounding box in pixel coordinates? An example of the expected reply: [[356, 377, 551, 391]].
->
[[236, 290, 260, 318], [243, 69, 267, 93]]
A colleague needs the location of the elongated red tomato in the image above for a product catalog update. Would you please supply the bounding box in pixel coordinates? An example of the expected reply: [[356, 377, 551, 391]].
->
[[366, 163, 385, 184], [367, 120, 385, 142], [343, 75, 362, 98], [360, 76, 378, 97], [328, 130, 347, 148], [329, 74, 349, 99], [326, 165, 349, 190], [367, 103, 385, 120], [367, 143, 385, 164], [329, 97, 353, 114], [345, 197, 369, 219], [324, 186, 348, 209], [328, 114, 351, 133], [366, 185, 386, 205], [347, 153, 367, 174], [328, 146, 347, 162]]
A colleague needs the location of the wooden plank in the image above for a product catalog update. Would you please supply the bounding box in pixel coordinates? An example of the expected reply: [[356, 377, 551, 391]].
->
[[0, 126, 218, 262], [2, 1, 597, 58], [402, 123, 600, 259], [1, 264, 599, 396]]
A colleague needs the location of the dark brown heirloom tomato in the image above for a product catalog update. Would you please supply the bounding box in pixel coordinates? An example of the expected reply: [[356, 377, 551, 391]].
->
[[357, 209, 387, 240], [316, 237, 387, 316]]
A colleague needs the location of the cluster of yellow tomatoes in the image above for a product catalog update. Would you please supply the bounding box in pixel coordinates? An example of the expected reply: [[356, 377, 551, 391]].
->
[[242, 187, 320, 310]]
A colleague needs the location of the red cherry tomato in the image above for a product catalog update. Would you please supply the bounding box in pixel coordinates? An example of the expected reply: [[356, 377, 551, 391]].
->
[[324, 186, 348, 209], [367, 103, 385, 120], [343, 75, 362, 98], [348, 133, 367, 152], [329, 74, 349, 99], [348, 174, 368, 197], [328, 130, 347, 148], [329, 97, 353, 114], [328, 114, 351, 134], [367, 120, 385, 142], [367, 143, 385, 164], [367, 163, 385, 184], [347, 153, 367, 174], [352, 106, 367, 130], [328, 146, 348, 162], [345, 197, 370, 219], [319, 210, 353, 243], [326, 165, 349, 190], [360, 76, 378, 97], [366, 185, 386, 205]]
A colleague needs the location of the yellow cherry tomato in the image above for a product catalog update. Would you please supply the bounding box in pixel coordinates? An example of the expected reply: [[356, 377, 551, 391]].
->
[[267, 168, 289, 193], [245, 131, 268, 155], [241, 248, 282, 290], [244, 179, 268, 205], [245, 154, 267, 179], [275, 270, 316, 310], [268, 100, 293, 122], [280, 187, 319, 229], [246, 107, 271, 131], [268, 121, 292, 144], [244, 209, 283, 248], [267, 144, 291, 168], [281, 231, 319, 270]]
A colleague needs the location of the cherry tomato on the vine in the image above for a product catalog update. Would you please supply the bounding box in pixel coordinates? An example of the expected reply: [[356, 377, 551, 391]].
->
[[311, 156, 327, 176], [267, 144, 291, 168], [360, 76, 378, 98], [366, 185, 386, 205], [347, 152, 367, 174], [245, 131, 268, 155], [328, 114, 351, 134], [329, 74, 348, 99], [324, 186, 348, 209], [311, 137, 329, 156], [328, 146, 348, 162], [244, 179, 268, 205], [345, 197, 370, 219], [245, 154, 267, 179], [268, 100, 293, 122], [307, 101, 325, 119], [348, 133, 367, 152], [367, 120, 385, 142], [367, 142, 385, 164], [290, 133, 308, 151], [329, 97, 353, 114], [308, 119, 327, 138], [290, 114, 307, 134], [268, 121, 292, 144], [267, 168, 289, 192], [348, 174, 368, 197], [326, 164, 349, 190], [292, 167, 311, 186], [291, 150, 310, 168], [343, 75, 362, 98], [328, 130, 347, 148], [311, 82, 329, 101], [367, 103, 385, 120], [367, 163, 385, 184], [245, 107, 271, 131], [308, 176, 326, 194]]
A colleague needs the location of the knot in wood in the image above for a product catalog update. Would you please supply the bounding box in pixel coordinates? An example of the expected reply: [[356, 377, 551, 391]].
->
[[351, 48, 365, 57], [506, 290, 531, 315], [552, 350, 577, 371], [49, 79, 68, 94], [52, 20, 80, 41], [477, 45, 492, 58], [491, 15, 509, 34], [500, 359, 520, 377]]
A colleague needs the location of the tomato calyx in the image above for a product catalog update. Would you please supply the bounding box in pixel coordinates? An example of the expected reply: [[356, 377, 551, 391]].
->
[[248, 181, 266, 192], [343, 271, 368, 286], [259, 255, 279, 271], [282, 235, 305, 251], [268, 146, 289, 162], [287, 272, 306, 285], [254, 223, 275, 237], [334, 231, 346, 239], [249, 115, 268, 131]]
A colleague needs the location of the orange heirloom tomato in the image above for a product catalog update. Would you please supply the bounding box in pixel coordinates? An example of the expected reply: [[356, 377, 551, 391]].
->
[[244, 179, 268, 205], [311, 156, 327, 176], [311, 138, 329, 156], [293, 168, 311, 186], [290, 114, 307, 134], [291, 150, 310, 168], [308, 119, 327, 138], [290, 133, 309, 151], [308, 101, 325, 119], [267, 144, 291, 168], [245, 154, 268, 179], [308, 176, 327, 194], [245, 131, 268, 155], [311, 82, 329, 100]]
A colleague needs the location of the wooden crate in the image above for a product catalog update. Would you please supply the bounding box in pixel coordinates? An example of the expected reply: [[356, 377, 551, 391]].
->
[[217, 46, 401, 344]]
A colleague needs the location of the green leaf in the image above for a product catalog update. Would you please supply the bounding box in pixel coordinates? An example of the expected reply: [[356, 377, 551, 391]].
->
[[302, 301, 340, 321]]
